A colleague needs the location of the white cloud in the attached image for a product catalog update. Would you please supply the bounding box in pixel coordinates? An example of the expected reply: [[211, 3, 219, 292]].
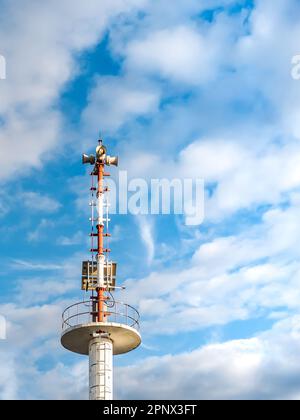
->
[[0, 346, 88, 400], [123, 136, 300, 221], [57, 231, 85, 246], [116, 315, 300, 400], [29, 361, 88, 400], [0, 0, 147, 181], [122, 198, 300, 335], [11, 259, 63, 271], [0, 110, 61, 181], [22, 192, 61, 213], [137, 217, 155, 265], [3, 308, 300, 400], [234, 0, 300, 138], [11, 252, 85, 305], [87, 0, 300, 189], [0, 354, 17, 400], [125, 25, 219, 85], [1, 302, 63, 348], [82, 76, 160, 133], [15, 279, 76, 306], [83, 3, 252, 135], [0, 259, 89, 399], [27, 219, 55, 242], [179, 140, 246, 181]]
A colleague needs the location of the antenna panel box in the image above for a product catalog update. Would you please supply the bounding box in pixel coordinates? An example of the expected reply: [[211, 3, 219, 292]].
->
[[82, 261, 117, 291]]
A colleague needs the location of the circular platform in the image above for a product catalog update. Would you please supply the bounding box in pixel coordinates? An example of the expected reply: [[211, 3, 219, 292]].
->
[[61, 322, 141, 356]]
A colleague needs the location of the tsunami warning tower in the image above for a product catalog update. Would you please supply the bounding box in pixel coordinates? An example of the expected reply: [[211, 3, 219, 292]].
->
[[61, 139, 141, 400]]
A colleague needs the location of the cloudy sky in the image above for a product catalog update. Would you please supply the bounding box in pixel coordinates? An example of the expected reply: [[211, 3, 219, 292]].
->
[[1, 0, 300, 400]]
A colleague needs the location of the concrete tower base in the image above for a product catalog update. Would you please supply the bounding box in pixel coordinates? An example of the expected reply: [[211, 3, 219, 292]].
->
[[89, 335, 113, 400]]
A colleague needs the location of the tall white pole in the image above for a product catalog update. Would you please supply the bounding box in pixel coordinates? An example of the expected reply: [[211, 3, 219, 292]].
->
[[89, 335, 113, 400]]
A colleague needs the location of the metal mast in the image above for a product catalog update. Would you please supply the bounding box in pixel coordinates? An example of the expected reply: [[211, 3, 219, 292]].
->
[[61, 137, 141, 401]]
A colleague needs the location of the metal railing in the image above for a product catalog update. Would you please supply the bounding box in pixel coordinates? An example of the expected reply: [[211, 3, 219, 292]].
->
[[62, 300, 140, 332]]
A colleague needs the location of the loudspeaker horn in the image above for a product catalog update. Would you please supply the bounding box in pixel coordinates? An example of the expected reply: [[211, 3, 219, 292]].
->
[[106, 156, 119, 167], [82, 154, 96, 165]]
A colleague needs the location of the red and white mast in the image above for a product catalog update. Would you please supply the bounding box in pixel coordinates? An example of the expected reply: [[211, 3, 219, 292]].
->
[[61, 137, 140, 401]]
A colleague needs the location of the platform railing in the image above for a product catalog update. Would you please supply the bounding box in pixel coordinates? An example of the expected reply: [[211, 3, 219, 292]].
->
[[62, 300, 140, 332]]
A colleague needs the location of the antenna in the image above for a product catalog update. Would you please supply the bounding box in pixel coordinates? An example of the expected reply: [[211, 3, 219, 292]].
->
[[61, 137, 141, 401]]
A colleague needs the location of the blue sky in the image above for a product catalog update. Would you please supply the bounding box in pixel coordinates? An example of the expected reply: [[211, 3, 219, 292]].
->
[[1, 0, 300, 400]]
